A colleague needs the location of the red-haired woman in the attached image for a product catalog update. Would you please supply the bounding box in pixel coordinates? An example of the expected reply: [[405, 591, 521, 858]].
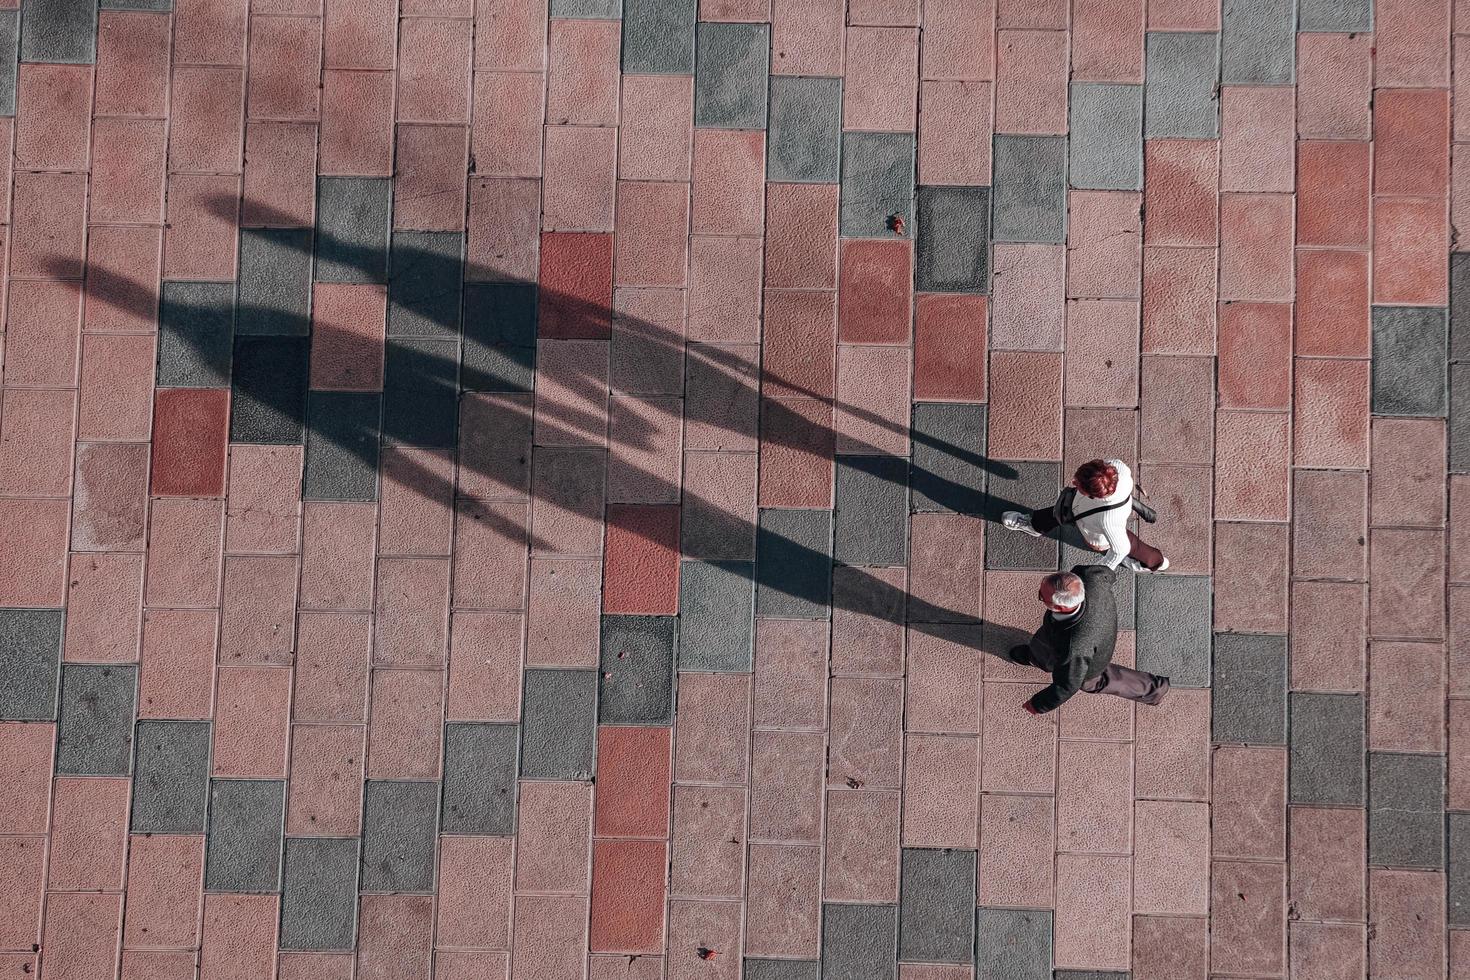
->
[[1001, 458, 1170, 572]]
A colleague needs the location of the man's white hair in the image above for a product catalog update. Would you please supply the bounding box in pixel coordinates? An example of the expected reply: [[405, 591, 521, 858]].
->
[[1043, 571, 1085, 609]]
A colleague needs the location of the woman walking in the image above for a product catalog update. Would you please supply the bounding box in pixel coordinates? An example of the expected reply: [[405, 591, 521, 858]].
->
[[1001, 458, 1169, 572]]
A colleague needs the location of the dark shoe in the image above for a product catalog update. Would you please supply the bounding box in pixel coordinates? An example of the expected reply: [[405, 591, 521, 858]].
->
[[1005, 644, 1033, 667], [1141, 675, 1170, 706]]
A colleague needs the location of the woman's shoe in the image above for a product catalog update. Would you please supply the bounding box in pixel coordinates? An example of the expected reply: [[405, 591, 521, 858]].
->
[[1002, 511, 1042, 537]]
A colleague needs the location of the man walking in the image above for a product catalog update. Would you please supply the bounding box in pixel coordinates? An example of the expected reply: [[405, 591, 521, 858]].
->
[[1010, 567, 1170, 715]]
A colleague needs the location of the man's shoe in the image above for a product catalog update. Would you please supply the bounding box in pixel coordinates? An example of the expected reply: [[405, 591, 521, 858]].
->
[[1002, 511, 1042, 537], [1141, 676, 1170, 705]]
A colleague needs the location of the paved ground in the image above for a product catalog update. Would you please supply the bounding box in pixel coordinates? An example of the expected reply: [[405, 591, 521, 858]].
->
[[0, 0, 1465, 977]]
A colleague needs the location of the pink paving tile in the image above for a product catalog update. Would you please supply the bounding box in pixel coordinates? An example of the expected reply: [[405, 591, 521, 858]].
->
[[378, 448, 454, 556], [12, 172, 86, 281], [511, 895, 589, 980], [294, 612, 371, 723], [539, 232, 614, 339], [458, 392, 535, 499], [475, 0, 546, 71], [310, 283, 385, 390], [397, 17, 472, 123], [1289, 922, 1366, 980], [905, 629, 981, 734], [35, 892, 122, 980], [173, 0, 248, 66], [1372, 417, 1446, 527], [164, 173, 241, 281], [981, 572, 1045, 664], [993, 29, 1069, 134], [1214, 520, 1289, 633], [1294, 357, 1371, 468], [1059, 650, 1135, 740], [1213, 411, 1289, 522], [1218, 301, 1291, 410], [0, 499, 70, 607], [614, 181, 690, 288], [602, 504, 680, 614], [1376, 0, 1451, 87], [899, 968, 971, 980], [1133, 800, 1209, 915], [139, 609, 217, 719], [472, 71, 544, 179], [78, 335, 155, 443], [844, 26, 920, 131], [14, 64, 92, 171], [0, 389, 76, 499], [763, 290, 836, 398], [688, 236, 761, 343], [167, 67, 245, 173], [514, 779, 593, 893], [990, 243, 1065, 351], [541, 125, 617, 233], [1130, 464, 1212, 574], [764, 183, 839, 289], [691, 130, 765, 237], [218, 555, 298, 664], [122, 834, 204, 949], [1289, 805, 1365, 922], [1213, 745, 1287, 861], [1370, 640, 1446, 753], [1374, 196, 1451, 306], [85, 224, 162, 332], [835, 345, 911, 455], [918, 80, 992, 184], [975, 792, 1054, 907], [1456, 931, 1470, 980], [323, 0, 395, 67], [285, 724, 364, 836], [1219, 192, 1294, 301], [436, 836, 513, 950], [673, 673, 750, 784], [64, 553, 143, 664], [987, 351, 1064, 460], [771, 0, 845, 75], [300, 501, 376, 610], [920, 0, 995, 80], [753, 619, 828, 730], [0, 724, 55, 837], [827, 676, 904, 790], [744, 845, 821, 958], [1132, 915, 1208, 980], [394, 124, 469, 231], [524, 558, 600, 668], [594, 725, 672, 839], [981, 681, 1057, 793], [838, 238, 913, 343], [1071, 0, 1144, 82], [831, 564, 908, 672], [546, 18, 620, 126], [0, 838, 43, 952], [224, 445, 301, 554], [1056, 739, 1132, 854], [4, 281, 81, 388], [1142, 139, 1217, 246], [1370, 528, 1447, 640], [1066, 191, 1141, 300], [1297, 32, 1373, 139], [241, 121, 317, 226], [1141, 246, 1216, 355], [446, 611, 522, 721], [526, 449, 603, 557], [144, 498, 224, 608], [665, 901, 739, 980], [357, 895, 432, 980], [1457, 479, 1470, 584], [1219, 85, 1295, 192], [618, 75, 694, 182], [823, 789, 902, 902], [151, 388, 230, 498], [276, 955, 355, 980], [607, 394, 682, 503], [758, 397, 835, 508], [704, 0, 772, 18], [1296, 248, 1370, 357], [902, 734, 979, 849], [913, 294, 987, 401], [89, 117, 167, 224], [670, 784, 746, 900], [1054, 853, 1131, 971], [1290, 580, 1367, 692], [849, 0, 918, 22], [749, 730, 826, 842], [997, 0, 1065, 25], [213, 666, 291, 777], [1212, 861, 1287, 976], [1063, 406, 1137, 478], [1064, 299, 1139, 409], [1297, 141, 1370, 248], [1370, 870, 1445, 979], [319, 69, 395, 175], [247, 15, 322, 119], [454, 499, 529, 608], [122, 952, 198, 980], [367, 668, 445, 778], [1456, 699, 1470, 809], [95, 11, 170, 117]]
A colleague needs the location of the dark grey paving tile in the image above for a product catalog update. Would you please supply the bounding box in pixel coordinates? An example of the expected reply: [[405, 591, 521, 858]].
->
[[899, 848, 976, 963], [685, 343, 759, 450], [1452, 253, 1470, 361], [237, 228, 313, 336], [1297, 0, 1371, 31], [744, 961, 819, 980], [991, 135, 1067, 244], [840, 131, 916, 238], [131, 721, 211, 833], [1369, 752, 1445, 869], [1453, 362, 1470, 474], [624, 0, 697, 74], [552, 0, 620, 14], [694, 22, 767, 127], [822, 904, 898, 980], [1289, 692, 1364, 805], [1373, 306, 1448, 417], [0, 11, 16, 116], [0, 608, 62, 721], [520, 669, 598, 780], [158, 282, 234, 387], [1451, 812, 1470, 925], [611, 313, 683, 396], [1061, 545, 1135, 625], [303, 392, 380, 501], [756, 508, 833, 619], [1069, 83, 1144, 191], [678, 560, 755, 671], [834, 455, 908, 566], [359, 780, 438, 892], [20, 0, 94, 64], [461, 393, 533, 496], [463, 282, 536, 393], [388, 231, 463, 338], [1135, 574, 1212, 688], [975, 908, 1052, 980], [441, 722, 519, 834], [55, 664, 136, 775], [230, 336, 309, 444], [279, 837, 359, 950], [599, 615, 677, 723], [985, 462, 1061, 571], [315, 177, 392, 284], [205, 778, 285, 892], [916, 185, 990, 293], [768, 76, 842, 183], [1144, 32, 1220, 139], [1211, 633, 1287, 745], [1222, 0, 1295, 84], [911, 402, 988, 515], [383, 337, 459, 447]]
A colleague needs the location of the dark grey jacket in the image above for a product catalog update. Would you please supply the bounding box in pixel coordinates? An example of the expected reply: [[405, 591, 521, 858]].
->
[[1026, 565, 1118, 714]]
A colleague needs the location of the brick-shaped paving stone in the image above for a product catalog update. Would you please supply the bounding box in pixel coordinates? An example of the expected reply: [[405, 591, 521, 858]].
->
[[624, 0, 697, 74], [0, 11, 16, 116], [552, 0, 622, 16], [992, 136, 1067, 244], [360, 779, 439, 892], [834, 456, 909, 566], [744, 961, 819, 980], [693, 23, 767, 128], [230, 337, 309, 444], [158, 282, 235, 387], [768, 76, 842, 183], [237, 228, 313, 336], [441, 722, 519, 834], [915, 185, 990, 293], [1369, 752, 1445, 869], [1135, 574, 1212, 688], [911, 403, 988, 514], [1290, 692, 1365, 805], [1373, 306, 1449, 417], [1222, 0, 1295, 85], [898, 848, 976, 963], [975, 908, 1052, 980], [1452, 813, 1470, 925], [599, 615, 676, 723], [1451, 254, 1470, 359], [678, 560, 755, 672], [315, 178, 392, 284], [280, 837, 359, 951], [1212, 633, 1287, 745], [520, 669, 598, 779], [0, 608, 62, 721], [1298, 0, 1371, 31], [131, 721, 212, 834], [205, 779, 286, 892], [756, 508, 833, 619], [1454, 363, 1470, 473], [841, 132, 917, 239], [388, 231, 463, 338], [55, 664, 136, 775], [20, 0, 95, 64], [303, 392, 381, 500], [1144, 33, 1219, 138], [1069, 83, 1144, 191], [383, 337, 459, 447], [822, 904, 899, 980], [986, 462, 1061, 570], [462, 283, 537, 393]]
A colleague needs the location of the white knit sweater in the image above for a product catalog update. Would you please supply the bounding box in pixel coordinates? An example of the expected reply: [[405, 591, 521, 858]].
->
[[1073, 459, 1133, 569]]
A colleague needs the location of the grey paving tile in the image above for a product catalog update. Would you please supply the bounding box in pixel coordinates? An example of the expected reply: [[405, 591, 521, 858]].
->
[[975, 908, 1052, 980], [230, 336, 309, 444], [158, 282, 234, 387], [531, 447, 606, 541], [520, 669, 598, 780], [1453, 363, 1470, 474], [315, 177, 392, 284], [280, 837, 359, 950], [911, 403, 988, 515], [991, 135, 1067, 244], [303, 392, 380, 501], [624, 0, 696, 74], [678, 560, 755, 672], [552, 0, 620, 14], [205, 779, 285, 892], [1144, 32, 1220, 139], [462, 282, 536, 393], [1061, 544, 1135, 625], [1222, 0, 1295, 84], [0, 608, 62, 721], [768, 76, 842, 183], [985, 462, 1061, 571], [55, 664, 136, 775], [1069, 83, 1144, 191], [441, 722, 519, 834], [1369, 752, 1445, 869], [916, 185, 990, 293], [1452, 812, 1470, 925], [131, 721, 211, 833], [685, 343, 759, 450], [599, 615, 677, 723], [1452, 253, 1470, 361], [835, 455, 909, 566], [1373, 306, 1448, 417], [1297, 0, 1371, 31], [756, 508, 833, 619], [899, 848, 976, 963], [1211, 633, 1287, 745], [0, 11, 16, 116], [1135, 574, 1212, 688], [20, 0, 94, 64], [822, 904, 899, 980], [384, 337, 459, 447], [237, 228, 313, 336], [388, 231, 463, 338], [1289, 692, 1364, 805], [841, 131, 917, 238], [694, 22, 767, 127], [359, 780, 438, 892], [744, 961, 819, 980]]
